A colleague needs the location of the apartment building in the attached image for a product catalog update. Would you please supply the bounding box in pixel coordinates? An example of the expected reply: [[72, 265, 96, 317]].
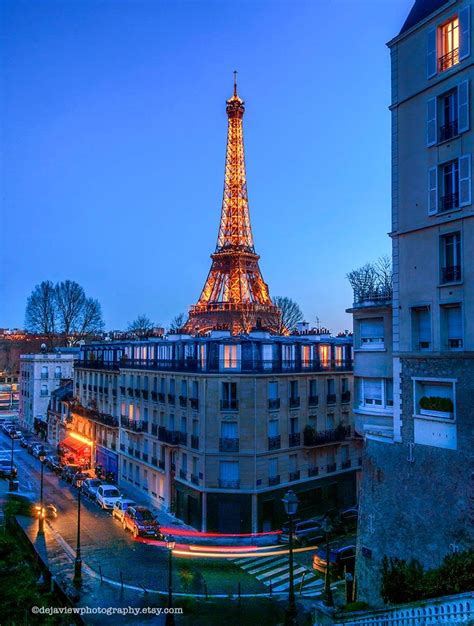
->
[[353, 0, 474, 605], [19, 350, 76, 436], [71, 331, 361, 533]]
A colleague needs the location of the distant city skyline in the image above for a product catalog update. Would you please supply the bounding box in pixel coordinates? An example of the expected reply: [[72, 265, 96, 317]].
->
[[1, 0, 414, 333]]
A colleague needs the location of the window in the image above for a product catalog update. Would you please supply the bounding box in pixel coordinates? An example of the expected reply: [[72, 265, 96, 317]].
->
[[358, 378, 393, 410], [268, 419, 279, 437], [309, 380, 317, 397], [181, 380, 187, 397], [290, 416, 299, 435], [219, 461, 239, 487], [41, 366, 48, 380], [54, 366, 61, 379], [427, 83, 470, 146], [414, 379, 455, 420], [412, 306, 432, 350], [192, 380, 199, 399], [221, 382, 238, 409], [289, 380, 298, 400], [441, 304, 463, 350], [429, 155, 471, 215], [282, 344, 295, 369], [441, 160, 459, 210], [289, 454, 298, 472], [441, 232, 461, 283], [223, 345, 238, 369], [320, 345, 330, 367], [221, 421, 238, 439], [262, 344, 273, 370], [40, 384, 48, 397], [327, 379, 335, 395], [169, 379, 175, 394], [359, 318, 384, 349], [439, 16, 460, 71], [192, 419, 199, 436], [181, 453, 187, 471], [301, 345, 311, 367], [268, 381, 278, 399], [180, 415, 186, 433], [268, 458, 278, 479]]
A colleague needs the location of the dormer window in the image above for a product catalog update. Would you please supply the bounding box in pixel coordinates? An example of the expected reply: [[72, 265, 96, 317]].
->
[[439, 17, 459, 71]]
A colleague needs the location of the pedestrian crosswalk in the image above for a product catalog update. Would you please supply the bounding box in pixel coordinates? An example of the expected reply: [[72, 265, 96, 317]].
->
[[229, 553, 324, 594]]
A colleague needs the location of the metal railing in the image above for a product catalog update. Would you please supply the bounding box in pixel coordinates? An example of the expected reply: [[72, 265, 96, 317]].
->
[[289, 397, 300, 408], [220, 399, 238, 411], [303, 424, 351, 447], [341, 390, 351, 403], [120, 416, 148, 433], [308, 467, 319, 477], [268, 475, 280, 486], [327, 462, 337, 473], [308, 395, 318, 407], [218, 479, 240, 489], [219, 437, 239, 452], [289, 470, 300, 482], [439, 47, 459, 72], [190, 398, 199, 410], [440, 192, 459, 212], [157, 426, 187, 446], [268, 398, 280, 410], [179, 395, 187, 407], [441, 265, 461, 283], [268, 435, 281, 450], [439, 119, 458, 141], [289, 433, 301, 447], [190, 435, 199, 449], [327, 393, 336, 404]]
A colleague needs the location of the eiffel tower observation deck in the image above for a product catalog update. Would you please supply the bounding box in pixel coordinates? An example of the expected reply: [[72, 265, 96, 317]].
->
[[184, 74, 282, 336]]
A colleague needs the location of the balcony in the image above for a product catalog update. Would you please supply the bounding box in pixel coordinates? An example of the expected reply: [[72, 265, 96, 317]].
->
[[179, 469, 187, 480], [439, 119, 458, 142], [327, 393, 336, 404], [289, 470, 300, 482], [134, 450, 141, 459], [190, 398, 199, 410], [220, 399, 238, 411], [327, 462, 337, 473], [191, 435, 199, 450], [441, 265, 461, 283], [289, 433, 301, 447], [98, 386, 103, 394], [120, 416, 149, 433], [110, 442, 116, 451], [141, 390, 149, 400], [268, 435, 281, 450], [219, 437, 239, 452], [120, 443, 125, 452], [191, 474, 199, 485], [168, 393, 175, 405], [112, 389, 117, 397], [179, 395, 187, 408], [308, 466, 319, 477], [341, 390, 351, 404], [88, 384, 92, 391], [93, 385, 98, 392], [151, 391, 158, 402], [308, 395, 318, 407], [438, 47, 459, 72], [341, 459, 352, 469], [151, 424, 158, 436], [128, 446, 133, 455], [40, 373, 48, 380], [151, 456, 158, 467], [289, 397, 300, 409], [157, 426, 187, 446], [303, 424, 350, 447], [127, 387, 133, 397], [159, 460, 165, 470], [268, 475, 280, 486], [268, 398, 280, 410], [134, 389, 141, 398], [218, 479, 240, 489], [440, 192, 459, 212], [120, 386, 125, 394], [142, 453, 149, 463], [158, 392, 165, 403], [72, 404, 119, 428]]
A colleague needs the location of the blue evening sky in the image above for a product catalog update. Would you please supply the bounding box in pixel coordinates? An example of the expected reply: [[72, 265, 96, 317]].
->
[[1, 0, 414, 332]]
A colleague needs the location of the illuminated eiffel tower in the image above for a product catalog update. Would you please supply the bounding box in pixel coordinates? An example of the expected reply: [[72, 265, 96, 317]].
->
[[184, 74, 281, 336]]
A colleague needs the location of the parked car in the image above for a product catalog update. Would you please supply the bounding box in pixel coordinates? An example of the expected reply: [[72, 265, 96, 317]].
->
[[313, 544, 356, 576], [0, 458, 17, 479], [20, 435, 34, 448], [72, 471, 89, 488], [279, 518, 326, 547], [112, 498, 136, 522], [96, 484, 122, 510], [61, 464, 81, 483], [45, 455, 62, 474], [9, 429, 23, 439], [26, 441, 36, 454], [122, 506, 162, 539], [32, 444, 49, 459], [337, 507, 358, 533], [1, 422, 14, 435], [82, 478, 102, 501]]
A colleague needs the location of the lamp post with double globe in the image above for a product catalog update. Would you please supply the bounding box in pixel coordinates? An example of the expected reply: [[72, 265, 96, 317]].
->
[[38, 446, 46, 535], [165, 537, 176, 625], [73, 476, 85, 585], [282, 489, 299, 626]]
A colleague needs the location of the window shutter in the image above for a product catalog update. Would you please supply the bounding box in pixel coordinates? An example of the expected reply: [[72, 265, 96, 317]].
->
[[459, 154, 472, 206], [458, 81, 470, 133], [426, 97, 437, 146], [221, 421, 238, 438], [363, 379, 382, 401], [459, 6, 471, 61], [360, 319, 384, 339], [427, 28, 437, 78], [268, 419, 279, 437], [428, 167, 438, 214], [447, 307, 462, 339]]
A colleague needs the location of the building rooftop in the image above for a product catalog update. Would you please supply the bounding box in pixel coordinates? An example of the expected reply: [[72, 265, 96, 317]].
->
[[400, 0, 450, 35]]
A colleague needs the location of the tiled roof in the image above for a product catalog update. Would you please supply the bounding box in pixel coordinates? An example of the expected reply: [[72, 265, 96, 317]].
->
[[400, 0, 451, 34]]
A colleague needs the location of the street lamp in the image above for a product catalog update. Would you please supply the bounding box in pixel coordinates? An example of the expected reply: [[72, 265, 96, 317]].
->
[[8, 434, 18, 491], [321, 516, 334, 607], [38, 447, 46, 535], [282, 489, 299, 626], [165, 537, 176, 625], [73, 476, 85, 586]]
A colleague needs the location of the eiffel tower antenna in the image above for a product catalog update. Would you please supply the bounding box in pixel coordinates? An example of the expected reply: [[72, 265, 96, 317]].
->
[[184, 77, 282, 336]]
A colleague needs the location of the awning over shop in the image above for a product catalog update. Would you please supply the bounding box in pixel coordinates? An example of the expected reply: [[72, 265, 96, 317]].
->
[[61, 436, 91, 455]]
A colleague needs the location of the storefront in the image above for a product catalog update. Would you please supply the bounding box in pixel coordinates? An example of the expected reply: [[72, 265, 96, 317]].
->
[[95, 445, 118, 482], [59, 433, 92, 468]]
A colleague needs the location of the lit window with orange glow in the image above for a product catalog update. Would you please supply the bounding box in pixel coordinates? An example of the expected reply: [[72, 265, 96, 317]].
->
[[320, 345, 330, 367], [301, 345, 311, 368], [439, 17, 459, 71], [223, 345, 238, 368]]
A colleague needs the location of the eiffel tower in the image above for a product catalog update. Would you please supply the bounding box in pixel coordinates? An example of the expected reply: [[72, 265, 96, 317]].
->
[[184, 74, 281, 336]]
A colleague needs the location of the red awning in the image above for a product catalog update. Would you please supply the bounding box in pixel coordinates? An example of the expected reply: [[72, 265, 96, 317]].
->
[[61, 436, 90, 455]]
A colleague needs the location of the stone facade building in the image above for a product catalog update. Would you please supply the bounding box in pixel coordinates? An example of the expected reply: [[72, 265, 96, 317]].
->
[[72, 331, 362, 532], [353, 0, 474, 605]]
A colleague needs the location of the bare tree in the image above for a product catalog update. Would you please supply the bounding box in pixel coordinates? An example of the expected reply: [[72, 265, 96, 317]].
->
[[56, 280, 86, 341], [128, 314, 155, 337], [77, 298, 104, 340], [169, 312, 187, 332], [346, 256, 392, 302], [273, 296, 304, 334], [25, 281, 57, 345]]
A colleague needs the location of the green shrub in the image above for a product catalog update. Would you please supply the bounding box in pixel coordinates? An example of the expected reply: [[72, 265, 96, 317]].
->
[[419, 396, 453, 412]]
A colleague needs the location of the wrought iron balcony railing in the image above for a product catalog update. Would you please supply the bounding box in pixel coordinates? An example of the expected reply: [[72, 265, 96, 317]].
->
[[157, 426, 187, 446], [120, 416, 148, 433], [191, 474, 199, 485], [289, 470, 300, 482], [438, 47, 459, 72], [289, 433, 301, 447], [327, 393, 337, 405], [303, 424, 351, 447], [151, 391, 158, 401], [341, 390, 351, 403], [268, 435, 281, 450], [179, 469, 187, 480], [268, 475, 280, 486], [179, 395, 187, 407], [439, 119, 458, 142], [327, 462, 337, 473], [71, 404, 119, 428], [158, 392, 165, 403], [308, 466, 319, 477], [441, 265, 461, 283], [341, 459, 352, 469], [190, 398, 199, 410], [218, 479, 240, 489], [220, 399, 238, 411], [219, 437, 239, 452], [440, 192, 459, 212], [168, 393, 175, 405], [159, 460, 165, 470], [308, 395, 318, 407], [268, 398, 280, 410], [191, 435, 199, 449], [289, 397, 300, 408]]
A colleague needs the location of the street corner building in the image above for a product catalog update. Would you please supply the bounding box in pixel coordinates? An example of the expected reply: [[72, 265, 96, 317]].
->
[[348, 0, 474, 606], [66, 82, 363, 534]]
